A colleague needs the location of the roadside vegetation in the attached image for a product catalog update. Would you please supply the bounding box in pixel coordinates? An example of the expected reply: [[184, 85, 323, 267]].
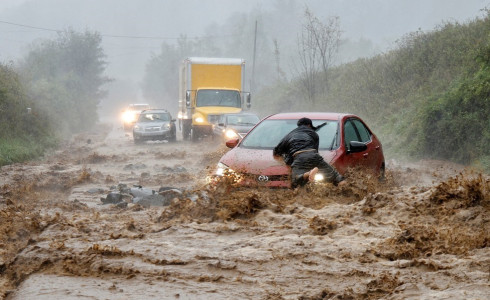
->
[[0, 63, 55, 165], [0, 30, 109, 166], [255, 10, 490, 172]]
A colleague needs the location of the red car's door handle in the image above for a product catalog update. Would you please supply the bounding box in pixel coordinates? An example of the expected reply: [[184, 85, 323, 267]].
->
[[363, 153, 369, 158], [375, 146, 380, 150]]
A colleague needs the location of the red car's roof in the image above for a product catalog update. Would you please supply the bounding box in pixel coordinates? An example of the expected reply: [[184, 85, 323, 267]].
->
[[266, 112, 353, 121]]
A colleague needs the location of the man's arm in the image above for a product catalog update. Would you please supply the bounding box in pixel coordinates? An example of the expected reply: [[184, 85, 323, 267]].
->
[[273, 134, 289, 157], [273, 142, 284, 157], [313, 131, 320, 151]]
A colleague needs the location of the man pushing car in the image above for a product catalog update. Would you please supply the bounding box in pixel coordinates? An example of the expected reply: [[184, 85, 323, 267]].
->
[[273, 117, 345, 188]]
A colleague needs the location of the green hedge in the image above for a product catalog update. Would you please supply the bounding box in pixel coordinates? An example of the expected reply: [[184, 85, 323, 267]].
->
[[0, 63, 58, 166], [421, 43, 490, 167]]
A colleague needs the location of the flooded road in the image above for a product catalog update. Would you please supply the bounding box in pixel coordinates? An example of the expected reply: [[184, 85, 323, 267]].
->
[[0, 123, 488, 299]]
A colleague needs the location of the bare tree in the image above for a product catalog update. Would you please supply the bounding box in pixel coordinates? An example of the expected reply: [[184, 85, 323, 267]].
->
[[296, 7, 341, 102]]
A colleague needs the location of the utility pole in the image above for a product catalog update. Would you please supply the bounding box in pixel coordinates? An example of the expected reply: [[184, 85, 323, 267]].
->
[[251, 20, 257, 94]]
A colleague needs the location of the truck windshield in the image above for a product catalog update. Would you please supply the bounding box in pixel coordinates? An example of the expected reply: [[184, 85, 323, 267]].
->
[[196, 90, 241, 108]]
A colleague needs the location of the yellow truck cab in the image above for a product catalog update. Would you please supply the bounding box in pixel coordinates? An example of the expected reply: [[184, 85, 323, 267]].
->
[[178, 57, 251, 141]]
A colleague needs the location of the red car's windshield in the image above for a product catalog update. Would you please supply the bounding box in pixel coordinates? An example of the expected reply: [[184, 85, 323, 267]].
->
[[240, 119, 339, 149]]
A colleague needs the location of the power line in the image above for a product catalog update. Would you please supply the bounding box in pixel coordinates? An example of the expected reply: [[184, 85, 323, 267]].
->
[[0, 20, 239, 40], [0, 20, 60, 32]]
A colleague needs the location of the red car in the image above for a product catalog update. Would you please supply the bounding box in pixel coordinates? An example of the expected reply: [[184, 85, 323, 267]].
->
[[214, 112, 385, 188]]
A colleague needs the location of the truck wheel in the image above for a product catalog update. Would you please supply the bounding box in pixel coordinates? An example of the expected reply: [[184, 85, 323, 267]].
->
[[191, 128, 199, 142], [182, 124, 190, 140]]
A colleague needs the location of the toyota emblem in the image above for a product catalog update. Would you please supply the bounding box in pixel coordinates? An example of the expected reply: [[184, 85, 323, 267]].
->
[[257, 175, 269, 182]]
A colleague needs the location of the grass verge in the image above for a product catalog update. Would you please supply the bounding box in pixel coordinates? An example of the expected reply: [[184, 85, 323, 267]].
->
[[0, 136, 58, 166]]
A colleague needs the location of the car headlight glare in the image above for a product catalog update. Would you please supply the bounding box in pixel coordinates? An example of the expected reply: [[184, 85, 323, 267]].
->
[[314, 173, 324, 182], [225, 129, 238, 139], [122, 111, 135, 123], [216, 162, 229, 176], [195, 117, 204, 123], [211, 162, 243, 185]]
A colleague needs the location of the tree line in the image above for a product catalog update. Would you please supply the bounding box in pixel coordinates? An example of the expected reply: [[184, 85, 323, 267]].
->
[[140, 3, 344, 114], [0, 29, 109, 165]]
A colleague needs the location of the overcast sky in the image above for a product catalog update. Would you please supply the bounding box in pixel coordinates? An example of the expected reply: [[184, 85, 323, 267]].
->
[[0, 0, 488, 84]]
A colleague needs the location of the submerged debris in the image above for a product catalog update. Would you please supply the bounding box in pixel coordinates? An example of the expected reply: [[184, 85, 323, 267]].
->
[[100, 184, 184, 207]]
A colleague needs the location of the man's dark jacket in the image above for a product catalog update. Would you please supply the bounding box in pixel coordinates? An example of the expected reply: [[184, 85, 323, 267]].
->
[[273, 125, 318, 165]]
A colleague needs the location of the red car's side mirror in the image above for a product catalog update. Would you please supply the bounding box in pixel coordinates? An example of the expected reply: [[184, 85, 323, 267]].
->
[[347, 141, 368, 154], [225, 138, 240, 148]]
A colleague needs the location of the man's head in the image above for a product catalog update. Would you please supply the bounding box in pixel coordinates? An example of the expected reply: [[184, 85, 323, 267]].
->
[[297, 117, 313, 128]]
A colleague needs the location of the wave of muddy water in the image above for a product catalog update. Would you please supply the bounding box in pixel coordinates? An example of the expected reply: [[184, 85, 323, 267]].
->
[[0, 123, 488, 299]]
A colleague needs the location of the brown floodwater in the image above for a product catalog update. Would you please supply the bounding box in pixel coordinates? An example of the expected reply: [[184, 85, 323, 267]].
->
[[0, 123, 488, 299]]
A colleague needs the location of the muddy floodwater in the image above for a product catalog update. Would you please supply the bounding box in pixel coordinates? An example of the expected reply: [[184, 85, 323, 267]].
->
[[0, 123, 488, 299]]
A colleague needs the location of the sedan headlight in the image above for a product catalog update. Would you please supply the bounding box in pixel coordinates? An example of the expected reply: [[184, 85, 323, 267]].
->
[[162, 123, 171, 130], [314, 173, 324, 182], [224, 129, 238, 139], [215, 162, 229, 176], [195, 116, 204, 123], [206, 162, 232, 184], [209, 162, 242, 185]]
